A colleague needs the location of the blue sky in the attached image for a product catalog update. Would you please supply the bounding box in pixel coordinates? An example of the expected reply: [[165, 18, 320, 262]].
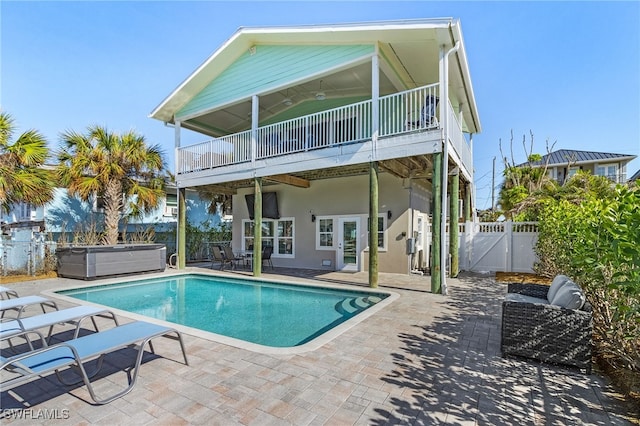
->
[[2, 1, 639, 210]]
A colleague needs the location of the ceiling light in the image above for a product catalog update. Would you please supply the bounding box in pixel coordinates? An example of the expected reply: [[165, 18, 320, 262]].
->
[[282, 88, 293, 106], [315, 80, 326, 101]]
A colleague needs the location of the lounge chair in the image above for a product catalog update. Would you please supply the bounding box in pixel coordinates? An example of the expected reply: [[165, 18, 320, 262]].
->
[[1, 321, 189, 405], [0, 295, 59, 319], [406, 94, 439, 130], [261, 246, 274, 270], [222, 246, 243, 269], [0, 305, 119, 343], [0, 286, 19, 300], [211, 246, 233, 270]]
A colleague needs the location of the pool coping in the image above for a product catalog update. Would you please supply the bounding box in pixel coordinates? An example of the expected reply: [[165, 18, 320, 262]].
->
[[43, 269, 399, 355]]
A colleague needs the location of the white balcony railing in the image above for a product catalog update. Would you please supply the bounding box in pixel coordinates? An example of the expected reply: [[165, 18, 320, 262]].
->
[[379, 84, 439, 136], [447, 99, 473, 177], [256, 99, 373, 158], [177, 84, 471, 176]]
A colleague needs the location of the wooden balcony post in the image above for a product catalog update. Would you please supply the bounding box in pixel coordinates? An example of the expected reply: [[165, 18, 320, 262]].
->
[[252, 177, 262, 276], [369, 161, 379, 288], [431, 152, 442, 293], [178, 187, 186, 269], [449, 171, 459, 278]]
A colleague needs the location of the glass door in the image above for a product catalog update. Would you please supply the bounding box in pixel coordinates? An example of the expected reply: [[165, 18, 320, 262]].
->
[[337, 217, 360, 271]]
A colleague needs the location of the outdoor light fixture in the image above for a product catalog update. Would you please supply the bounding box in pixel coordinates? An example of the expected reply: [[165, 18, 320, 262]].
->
[[311, 214, 316, 222], [282, 89, 293, 106], [315, 80, 326, 101], [387, 210, 392, 219]]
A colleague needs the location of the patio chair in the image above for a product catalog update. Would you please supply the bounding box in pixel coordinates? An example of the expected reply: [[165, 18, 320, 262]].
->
[[1, 296, 59, 319], [222, 245, 243, 269], [211, 246, 233, 270], [501, 276, 593, 373], [261, 246, 274, 270], [0, 286, 19, 300], [0, 305, 119, 344], [406, 94, 439, 130], [1, 320, 189, 405]]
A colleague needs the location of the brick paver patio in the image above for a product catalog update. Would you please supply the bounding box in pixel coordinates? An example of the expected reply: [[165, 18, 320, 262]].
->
[[1, 267, 636, 424]]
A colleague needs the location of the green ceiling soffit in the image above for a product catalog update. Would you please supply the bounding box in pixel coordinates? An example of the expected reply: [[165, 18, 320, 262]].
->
[[177, 44, 375, 120], [260, 96, 370, 126]]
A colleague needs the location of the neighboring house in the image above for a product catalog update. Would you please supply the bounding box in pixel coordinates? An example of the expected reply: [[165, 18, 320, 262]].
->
[[520, 149, 637, 185], [1, 186, 221, 246], [628, 169, 640, 183], [150, 19, 481, 287]]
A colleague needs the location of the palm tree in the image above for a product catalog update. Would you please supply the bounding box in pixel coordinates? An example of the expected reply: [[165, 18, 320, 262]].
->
[[0, 112, 55, 211], [57, 126, 167, 245]]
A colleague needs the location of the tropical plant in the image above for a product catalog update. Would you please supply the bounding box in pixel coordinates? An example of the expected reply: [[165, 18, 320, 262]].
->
[[57, 126, 167, 245], [196, 187, 232, 216], [184, 219, 232, 261], [0, 112, 55, 210], [534, 184, 640, 375]]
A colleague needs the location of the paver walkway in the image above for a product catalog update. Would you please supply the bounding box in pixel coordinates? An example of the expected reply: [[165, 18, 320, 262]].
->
[[1, 268, 636, 425]]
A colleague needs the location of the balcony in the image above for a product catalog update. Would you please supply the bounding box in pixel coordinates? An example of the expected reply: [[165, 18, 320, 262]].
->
[[176, 85, 473, 185]]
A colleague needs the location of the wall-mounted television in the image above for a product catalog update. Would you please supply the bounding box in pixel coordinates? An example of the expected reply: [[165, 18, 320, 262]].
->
[[245, 192, 280, 220]]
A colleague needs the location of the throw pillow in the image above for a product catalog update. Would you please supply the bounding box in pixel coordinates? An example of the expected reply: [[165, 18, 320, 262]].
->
[[550, 281, 586, 310], [547, 274, 570, 302]]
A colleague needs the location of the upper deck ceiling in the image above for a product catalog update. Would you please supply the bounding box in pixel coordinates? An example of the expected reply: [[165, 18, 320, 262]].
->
[[150, 18, 481, 136]]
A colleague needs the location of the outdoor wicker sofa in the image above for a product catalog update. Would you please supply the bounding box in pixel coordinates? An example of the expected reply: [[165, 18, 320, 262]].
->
[[501, 275, 593, 373]]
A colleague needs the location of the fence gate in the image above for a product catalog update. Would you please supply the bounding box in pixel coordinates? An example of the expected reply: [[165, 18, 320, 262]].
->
[[466, 222, 538, 273]]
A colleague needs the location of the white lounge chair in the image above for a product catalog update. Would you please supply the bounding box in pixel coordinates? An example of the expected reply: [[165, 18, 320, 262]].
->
[[0, 286, 19, 300], [1, 321, 189, 404], [0, 305, 119, 343], [0, 295, 59, 319]]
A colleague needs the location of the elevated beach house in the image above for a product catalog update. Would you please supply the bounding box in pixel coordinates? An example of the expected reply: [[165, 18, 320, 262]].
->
[[518, 149, 637, 186], [150, 18, 481, 292]]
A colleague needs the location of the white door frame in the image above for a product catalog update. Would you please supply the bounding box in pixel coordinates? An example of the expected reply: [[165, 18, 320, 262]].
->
[[337, 217, 360, 272]]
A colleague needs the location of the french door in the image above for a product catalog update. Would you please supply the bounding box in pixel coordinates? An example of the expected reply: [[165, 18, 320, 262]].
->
[[337, 217, 360, 271]]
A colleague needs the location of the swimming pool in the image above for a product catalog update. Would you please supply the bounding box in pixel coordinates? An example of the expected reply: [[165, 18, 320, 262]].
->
[[54, 273, 395, 352]]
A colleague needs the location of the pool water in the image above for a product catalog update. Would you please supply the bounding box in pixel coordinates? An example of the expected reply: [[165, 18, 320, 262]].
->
[[58, 274, 388, 348]]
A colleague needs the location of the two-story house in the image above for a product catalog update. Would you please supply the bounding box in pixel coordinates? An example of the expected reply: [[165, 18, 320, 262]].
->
[[520, 149, 637, 185], [150, 19, 481, 291]]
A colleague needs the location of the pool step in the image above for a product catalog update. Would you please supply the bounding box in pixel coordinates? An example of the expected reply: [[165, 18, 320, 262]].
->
[[335, 296, 381, 316]]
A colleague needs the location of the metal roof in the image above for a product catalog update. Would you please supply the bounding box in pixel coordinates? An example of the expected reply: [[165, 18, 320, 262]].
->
[[518, 149, 637, 167]]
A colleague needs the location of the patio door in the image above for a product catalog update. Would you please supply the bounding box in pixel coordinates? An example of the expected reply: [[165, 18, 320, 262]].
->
[[337, 217, 360, 272]]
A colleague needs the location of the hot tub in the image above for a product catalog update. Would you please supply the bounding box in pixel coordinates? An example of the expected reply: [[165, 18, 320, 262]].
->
[[56, 244, 166, 280]]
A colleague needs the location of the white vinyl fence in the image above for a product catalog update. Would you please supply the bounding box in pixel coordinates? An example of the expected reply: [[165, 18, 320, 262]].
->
[[0, 235, 57, 276], [425, 221, 539, 274], [460, 221, 539, 273]]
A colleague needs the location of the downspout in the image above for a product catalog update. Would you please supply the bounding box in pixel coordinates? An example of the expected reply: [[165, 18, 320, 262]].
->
[[440, 40, 461, 295]]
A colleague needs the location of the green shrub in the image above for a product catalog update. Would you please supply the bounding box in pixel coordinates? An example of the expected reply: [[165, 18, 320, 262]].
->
[[535, 185, 639, 373]]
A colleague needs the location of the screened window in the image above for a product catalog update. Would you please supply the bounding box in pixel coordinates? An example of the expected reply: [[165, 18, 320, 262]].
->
[[317, 218, 334, 249], [367, 215, 386, 250], [243, 219, 294, 257], [278, 220, 294, 255], [596, 164, 618, 182], [416, 216, 424, 248], [165, 193, 178, 207]]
